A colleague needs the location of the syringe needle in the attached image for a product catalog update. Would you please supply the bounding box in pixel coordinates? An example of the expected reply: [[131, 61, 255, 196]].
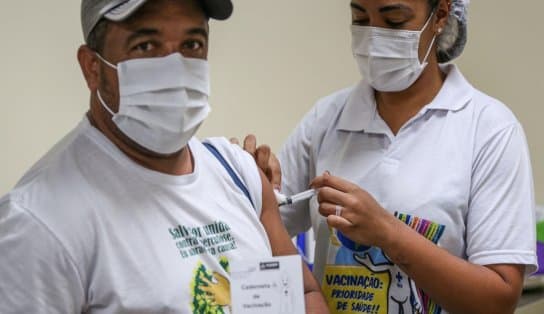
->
[[275, 189, 317, 207]]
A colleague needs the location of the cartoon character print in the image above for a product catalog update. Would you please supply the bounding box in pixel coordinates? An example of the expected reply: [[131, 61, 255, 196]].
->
[[191, 257, 231, 313], [322, 212, 445, 314], [351, 250, 422, 314]]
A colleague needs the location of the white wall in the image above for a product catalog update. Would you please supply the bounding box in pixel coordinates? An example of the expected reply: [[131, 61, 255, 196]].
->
[[1, 0, 543, 204]]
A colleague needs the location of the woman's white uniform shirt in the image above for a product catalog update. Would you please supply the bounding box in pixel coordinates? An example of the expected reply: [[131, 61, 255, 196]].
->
[[278, 64, 537, 313]]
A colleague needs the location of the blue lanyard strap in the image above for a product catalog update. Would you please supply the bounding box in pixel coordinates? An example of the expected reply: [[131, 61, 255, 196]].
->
[[203, 142, 255, 209]]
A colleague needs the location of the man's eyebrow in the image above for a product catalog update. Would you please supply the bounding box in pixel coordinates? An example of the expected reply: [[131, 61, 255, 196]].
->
[[124, 26, 208, 47], [125, 28, 160, 46], [186, 27, 208, 40], [350, 2, 366, 12]]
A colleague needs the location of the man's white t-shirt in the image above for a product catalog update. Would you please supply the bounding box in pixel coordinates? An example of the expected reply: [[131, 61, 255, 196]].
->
[[279, 64, 537, 313], [0, 118, 271, 313]]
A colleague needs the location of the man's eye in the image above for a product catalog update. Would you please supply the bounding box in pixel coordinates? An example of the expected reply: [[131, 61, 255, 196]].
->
[[133, 42, 155, 52], [183, 41, 203, 51]]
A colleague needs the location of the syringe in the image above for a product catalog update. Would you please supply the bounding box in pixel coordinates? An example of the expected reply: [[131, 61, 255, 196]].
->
[[274, 189, 317, 207]]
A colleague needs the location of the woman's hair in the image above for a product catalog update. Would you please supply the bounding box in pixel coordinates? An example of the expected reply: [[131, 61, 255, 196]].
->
[[429, 0, 469, 63]]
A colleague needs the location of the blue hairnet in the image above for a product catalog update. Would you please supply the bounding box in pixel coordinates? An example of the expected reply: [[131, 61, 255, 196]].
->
[[437, 0, 469, 63]]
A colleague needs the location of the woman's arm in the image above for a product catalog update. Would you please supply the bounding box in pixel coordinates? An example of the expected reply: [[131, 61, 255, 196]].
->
[[312, 172, 526, 314], [383, 217, 524, 314]]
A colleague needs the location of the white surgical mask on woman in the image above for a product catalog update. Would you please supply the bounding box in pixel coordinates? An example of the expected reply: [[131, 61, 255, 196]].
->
[[351, 12, 437, 92], [96, 52, 211, 155]]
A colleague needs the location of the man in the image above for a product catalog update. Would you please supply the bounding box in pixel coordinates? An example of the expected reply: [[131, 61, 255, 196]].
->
[[0, 0, 327, 313]]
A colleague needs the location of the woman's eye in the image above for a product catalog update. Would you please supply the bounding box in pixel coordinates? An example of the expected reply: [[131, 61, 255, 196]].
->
[[352, 19, 369, 26], [352, 12, 369, 26], [387, 21, 407, 28]]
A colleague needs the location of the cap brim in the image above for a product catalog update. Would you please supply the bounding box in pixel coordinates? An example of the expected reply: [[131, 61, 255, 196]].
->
[[103, 0, 147, 21], [202, 0, 233, 20], [103, 0, 232, 21]]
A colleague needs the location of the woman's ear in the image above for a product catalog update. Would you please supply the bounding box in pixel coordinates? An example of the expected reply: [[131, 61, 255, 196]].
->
[[435, 0, 451, 33], [77, 45, 100, 92]]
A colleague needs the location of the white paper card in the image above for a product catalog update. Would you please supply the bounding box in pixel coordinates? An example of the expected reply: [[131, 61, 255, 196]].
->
[[230, 255, 305, 314]]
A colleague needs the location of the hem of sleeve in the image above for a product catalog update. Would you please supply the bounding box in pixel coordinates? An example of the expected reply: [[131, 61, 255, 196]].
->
[[469, 250, 538, 275]]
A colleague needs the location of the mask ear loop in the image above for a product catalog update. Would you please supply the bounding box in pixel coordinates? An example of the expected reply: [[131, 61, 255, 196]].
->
[[95, 53, 117, 70], [94, 52, 118, 116], [421, 35, 437, 64], [97, 90, 116, 116], [420, 10, 439, 65]]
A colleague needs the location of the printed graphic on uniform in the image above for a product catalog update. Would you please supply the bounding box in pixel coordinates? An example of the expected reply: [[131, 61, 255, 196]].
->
[[394, 212, 445, 314], [322, 212, 445, 314], [191, 257, 231, 313], [322, 264, 390, 314], [168, 221, 237, 258]]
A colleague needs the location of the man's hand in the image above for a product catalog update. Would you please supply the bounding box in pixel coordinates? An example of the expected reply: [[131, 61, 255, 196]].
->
[[230, 135, 282, 190]]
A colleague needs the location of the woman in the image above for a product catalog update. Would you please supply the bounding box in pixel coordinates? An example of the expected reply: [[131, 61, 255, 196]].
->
[[267, 0, 537, 313]]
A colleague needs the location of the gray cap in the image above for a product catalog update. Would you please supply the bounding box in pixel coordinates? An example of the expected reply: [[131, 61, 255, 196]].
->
[[81, 0, 233, 42]]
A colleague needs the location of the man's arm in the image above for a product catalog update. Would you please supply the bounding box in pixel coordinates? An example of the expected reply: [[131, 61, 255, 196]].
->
[[257, 170, 329, 314]]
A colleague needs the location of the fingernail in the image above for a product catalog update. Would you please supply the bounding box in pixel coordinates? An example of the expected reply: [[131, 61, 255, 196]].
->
[[324, 170, 331, 176]]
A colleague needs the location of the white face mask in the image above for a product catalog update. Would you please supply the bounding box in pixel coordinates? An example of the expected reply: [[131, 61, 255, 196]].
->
[[351, 13, 437, 92], [96, 52, 211, 155]]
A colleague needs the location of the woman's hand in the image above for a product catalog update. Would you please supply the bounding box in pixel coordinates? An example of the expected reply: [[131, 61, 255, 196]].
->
[[231, 135, 282, 190], [310, 171, 397, 249]]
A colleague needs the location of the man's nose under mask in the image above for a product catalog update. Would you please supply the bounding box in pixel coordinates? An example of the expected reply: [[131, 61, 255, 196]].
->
[[95, 52, 211, 155]]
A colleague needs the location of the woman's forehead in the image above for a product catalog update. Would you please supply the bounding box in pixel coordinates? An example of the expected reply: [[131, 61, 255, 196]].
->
[[351, 0, 430, 10]]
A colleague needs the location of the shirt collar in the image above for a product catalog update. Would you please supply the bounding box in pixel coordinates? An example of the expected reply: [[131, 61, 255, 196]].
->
[[425, 64, 474, 111], [337, 80, 378, 132], [336, 64, 474, 132]]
